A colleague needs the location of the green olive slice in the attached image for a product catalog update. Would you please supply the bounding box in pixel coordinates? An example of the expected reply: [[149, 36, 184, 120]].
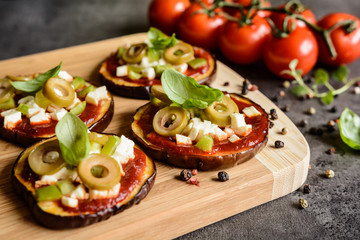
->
[[28, 140, 66, 175], [204, 95, 239, 127], [6, 75, 32, 81], [78, 154, 121, 190], [150, 85, 172, 105], [164, 42, 194, 65], [122, 43, 147, 64], [0, 86, 15, 104], [153, 106, 189, 137], [42, 77, 75, 108]]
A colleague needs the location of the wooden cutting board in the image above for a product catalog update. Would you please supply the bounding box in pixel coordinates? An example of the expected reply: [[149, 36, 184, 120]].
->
[[0, 33, 309, 239]]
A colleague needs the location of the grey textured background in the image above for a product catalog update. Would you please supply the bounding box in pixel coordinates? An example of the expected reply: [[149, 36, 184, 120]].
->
[[0, 0, 359, 239]]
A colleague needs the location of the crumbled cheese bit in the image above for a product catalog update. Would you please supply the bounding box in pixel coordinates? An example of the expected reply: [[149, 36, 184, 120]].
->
[[1, 109, 17, 117], [242, 106, 261, 117], [229, 134, 241, 143], [43, 167, 78, 182], [70, 184, 88, 199], [230, 113, 246, 129], [224, 127, 235, 137], [61, 196, 78, 208], [234, 124, 252, 136], [35, 175, 58, 189], [27, 107, 41, 118], [89, 183, 120, 199], [66, 97, 81, 110], [176, 134, 192, 145], [3, 110, 22, 129], [213, 127, 227, 141], [50, 108, 68, 121], [116, 65, 128, 77], [30, 110, 51, 126], [47, 104, 61, 113], [58, 70, 73, 82], [85, 86, 109, 105], [158, 58, 166, 66], [175, 63, 188, 74], [141, 67, 156, 80], [111, 135, 135, 165]]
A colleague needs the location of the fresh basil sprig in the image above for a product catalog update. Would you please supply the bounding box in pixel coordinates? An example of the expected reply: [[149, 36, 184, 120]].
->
[[55, 112, 90, 166], [10, 62, 62, 93], [339, 108, 360, 150], [148, 27, 177, 50], [161, 69, 223, 109]]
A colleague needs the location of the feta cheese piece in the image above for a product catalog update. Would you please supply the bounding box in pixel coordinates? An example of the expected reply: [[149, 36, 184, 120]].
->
[[50, 108, 68, 121], [85, 86, 109, 105], [234, 124, 252, 136], [3, 110, 22, 129], [224, 127, 235, 137], [58, 70, 73, 82], [116, 65, 128, 77], [111, 135, 135, 165], [213, 127, 227, 141], [176, 134, 192, 145], [50, 167, 78, 182], [230, 113, 246, 130], [195, 120, 213, 142], [175, 63, 188, 74], [158, 58, 166, 66], [66, 97, 81, 110], [30, 109, 51, 126], [70, 184, 88, 199], [27, 108, 41, 118], [89, 183, 120, 199], [228, 134, 240, 143], [140, 56, 151, 67], [242, 106, 261, 117], [188, 123, 201, 141], [141, 67, 156, 80], [61, 196, 78, 208], [35, 175, 58, 189]]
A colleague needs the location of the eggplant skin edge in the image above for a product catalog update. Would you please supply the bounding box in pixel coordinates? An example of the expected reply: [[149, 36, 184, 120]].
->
[[99, 51, 217, 100], [0, 98, 114, 147], [131, 93, 269, 171], [11, 137, 156, 229]]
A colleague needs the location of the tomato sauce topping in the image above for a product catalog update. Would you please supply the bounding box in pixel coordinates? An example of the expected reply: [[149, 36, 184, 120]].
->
[[105, 47, 212, 86], [136, 96, 269, 155]]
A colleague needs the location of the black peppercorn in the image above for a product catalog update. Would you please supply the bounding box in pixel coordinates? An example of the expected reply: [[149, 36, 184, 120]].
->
[[242, 80, 249, 95], [299, 119, 308, 127], [275, 140, 284, 148], [218, 171, 229, 182], [269, 108, 278, 120], [282, 104, 290, 112], [223, 82, 229, 86], [303, 184, 311, 193], [269, 121, 274, 129], [180, 169, 192, 181], [329, 106, 337, 113]]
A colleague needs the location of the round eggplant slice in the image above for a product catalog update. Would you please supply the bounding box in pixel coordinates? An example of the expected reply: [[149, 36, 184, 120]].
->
[[131, 93, 269, 170], [11, 134, 156, 229], [100, 45, 216, 99], [0, 84, 114, 147]]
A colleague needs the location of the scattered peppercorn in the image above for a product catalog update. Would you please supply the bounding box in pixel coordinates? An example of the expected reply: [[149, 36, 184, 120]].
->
[[191, 169, 198, 176], [282, 104, 290, 112], [189, 177, 200, 186], [325, 169, 335, 178], [180, 169, 192, 181], [309, 127, 323, 136], [298, 198, 308, 209], [269, 121, 274, 129], [308, 164, 312, 170], [303, 184, 311, 194], [356, 81, 360, 87], [353, 86, 360, 95], [271, 96, 278, 102], [299, 95, 306, 101], [327, 120, 335, 127], [299, 119, 308, 127], [279, 90, 286, 97], [282, 80, 291, 88], [329, 106, 337, 113], [250, 84, 258, 91], [306, 94, 313, 99], [241, 80, 249, 95], [325, 147, 335, 155], [270, 108, 278, 120], [218, 171, 229, 182], [223, 81, 229, 86], [307, 107, 316, 115], [281, 127, 288, 135], [275, 140, 284, 148]]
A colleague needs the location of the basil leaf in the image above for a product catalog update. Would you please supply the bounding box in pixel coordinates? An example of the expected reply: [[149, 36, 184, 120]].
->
[[55, 112, 90, 166], [10, 62, 62, 92], [314, 68, 329, 85], [332, 65, 348, 83], [321, 91, 334, 105], [161, 69, 223, 109], [339, 108, 360, 150], [290, 85, 308, 97], [148, 27, 177, 50]]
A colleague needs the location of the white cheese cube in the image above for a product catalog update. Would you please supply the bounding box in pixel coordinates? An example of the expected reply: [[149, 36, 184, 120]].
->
[[116, 65, 128, 77], [85, 86, 109, 105], [224, 127, 235, 137], [188, 123, 201, 141], [213, 127, 227, 141], [158, 58, 166, 66], [27, 107, 41, 118], [234, 124, 252, 136], [141, 67, 156, 80], [242, 106, 261, 117], [89, 183, 120, 199], [50, 108, 68, 121], [1, 109, 17, 117], [70, 184, 88, 199], [229, 134, 241, 143], [49, 167, 78, 182], [47, 104, 61, 113], [61, 196, 78, 208], [141, 56, 151, 67], [3, 111, 22, 129], [190, 117, 202, 125], [18, 96, 35, 105], [112, 135, 135, 165], [35, 175, 58, 189], [66, 97, 81, 110], [176, 134, 192, 145], [230, 113, 246, 130], [195, 121, 213, 142], [30, 109, 51, 125], [58, 70, 73, 82], [175, 63, 188, 74]]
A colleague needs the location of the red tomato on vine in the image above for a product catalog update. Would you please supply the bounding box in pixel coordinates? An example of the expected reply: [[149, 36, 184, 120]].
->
[[317, 13, 360, 66], [148, 0, 190, 35], [263, 27, 319, 79], [219, 14, 271, 64], [230, 0, 271, 18]]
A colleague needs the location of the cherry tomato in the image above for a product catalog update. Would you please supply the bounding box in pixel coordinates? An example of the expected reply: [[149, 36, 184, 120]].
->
[[177, 3, 226, 50], [148, 0, 190, 35], [270, 3, 316, 31], [317, 13, 360, 66], [263, 27, 319, 79], [230, 0, 271, 18], [219, 15, 271, 64]]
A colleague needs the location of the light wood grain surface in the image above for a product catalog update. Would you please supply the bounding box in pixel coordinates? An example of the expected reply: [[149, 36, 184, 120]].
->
[[0, 33, 309, 239]]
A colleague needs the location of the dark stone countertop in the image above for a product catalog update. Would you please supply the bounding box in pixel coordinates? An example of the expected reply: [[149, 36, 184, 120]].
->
[[0, 0, 359, 239]]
